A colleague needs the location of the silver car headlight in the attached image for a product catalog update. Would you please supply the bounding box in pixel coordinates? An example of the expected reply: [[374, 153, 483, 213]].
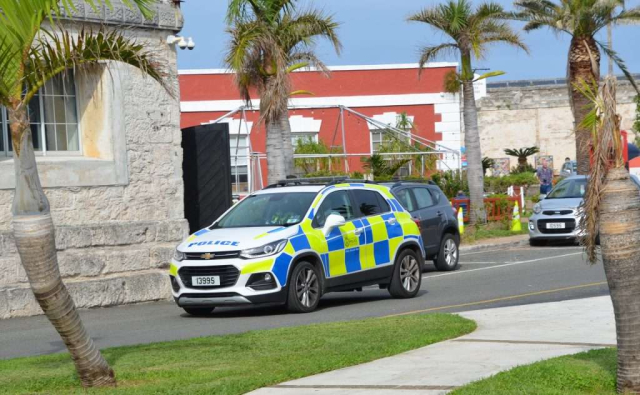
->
[[240, 239, 288, 259], [173, 249, 186, 262], [533, 203, 542, 214]]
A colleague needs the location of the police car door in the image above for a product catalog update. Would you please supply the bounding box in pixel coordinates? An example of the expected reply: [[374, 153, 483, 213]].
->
[[313, 190, 361, 278]]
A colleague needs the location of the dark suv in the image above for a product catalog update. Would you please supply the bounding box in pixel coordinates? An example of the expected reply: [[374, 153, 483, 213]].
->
[[383, 182, 460, 271]]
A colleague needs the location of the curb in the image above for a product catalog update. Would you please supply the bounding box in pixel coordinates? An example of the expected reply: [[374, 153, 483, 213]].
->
[[460, 236, 529, 253]]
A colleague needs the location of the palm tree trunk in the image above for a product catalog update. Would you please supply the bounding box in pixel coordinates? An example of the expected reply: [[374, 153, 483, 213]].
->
[[568, 36, 600, 175], [266, 114, 287, 185], [279, 110, 295, 177], [460, 52, 486, 224], [598, 166, 640, 393], [8, 106, 116, 388]]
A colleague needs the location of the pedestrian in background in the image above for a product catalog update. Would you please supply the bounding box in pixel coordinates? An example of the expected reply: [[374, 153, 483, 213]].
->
[[536, 159, 553, 194]]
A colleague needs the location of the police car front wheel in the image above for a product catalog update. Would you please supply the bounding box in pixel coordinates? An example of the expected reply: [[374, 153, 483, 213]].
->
[[286, 261, 321, 313], [389, 249, 422, 299]]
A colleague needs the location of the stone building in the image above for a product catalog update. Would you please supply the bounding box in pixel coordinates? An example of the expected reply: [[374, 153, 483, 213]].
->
[[477, 77, 638, 173], [0, 1, 187, 318]]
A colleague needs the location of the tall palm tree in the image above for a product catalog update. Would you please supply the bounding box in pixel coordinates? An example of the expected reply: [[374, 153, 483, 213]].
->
[[512, 0, 640, 175], [408, 0, 528, 224], [580, 77, 640, 394], [225, 0, 341, 184], [0, 0, 165, 388]]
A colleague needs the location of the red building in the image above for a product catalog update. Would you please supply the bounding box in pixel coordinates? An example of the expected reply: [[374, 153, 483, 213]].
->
[[179, 63, 462, 194]]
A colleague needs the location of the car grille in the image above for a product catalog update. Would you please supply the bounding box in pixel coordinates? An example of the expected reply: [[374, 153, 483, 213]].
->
[[537, 219, 576, 234], [178, 265, 240, 289], [185, 251, 240, 260], [542, 210, 573, 216]]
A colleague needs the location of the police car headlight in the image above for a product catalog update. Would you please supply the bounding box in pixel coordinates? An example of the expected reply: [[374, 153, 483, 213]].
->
[[240, 240, 288, 259], [173, 249, 186, 262], [533, 203, 542, 215]]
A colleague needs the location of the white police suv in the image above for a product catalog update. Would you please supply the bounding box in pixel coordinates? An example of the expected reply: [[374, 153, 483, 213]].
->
[[170, 178, 425, 315]]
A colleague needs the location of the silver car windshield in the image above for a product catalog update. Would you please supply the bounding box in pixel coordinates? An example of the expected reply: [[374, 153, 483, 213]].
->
[[213, 192, 316, 228], [546, 178, 587, 199]]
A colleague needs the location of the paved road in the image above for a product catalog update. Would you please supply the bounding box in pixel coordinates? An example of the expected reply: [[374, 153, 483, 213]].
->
[[0, 244, 607, 360]]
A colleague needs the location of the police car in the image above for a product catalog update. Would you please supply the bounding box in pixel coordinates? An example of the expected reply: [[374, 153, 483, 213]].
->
[[170, 178, 425, 315]]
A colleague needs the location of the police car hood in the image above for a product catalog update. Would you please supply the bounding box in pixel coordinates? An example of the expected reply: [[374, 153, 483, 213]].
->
[[178, 226, 299, 252]]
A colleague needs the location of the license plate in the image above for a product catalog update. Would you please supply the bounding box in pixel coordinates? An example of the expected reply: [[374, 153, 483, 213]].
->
[[192, 276, 220, 286], [546, 223, 565, 229]]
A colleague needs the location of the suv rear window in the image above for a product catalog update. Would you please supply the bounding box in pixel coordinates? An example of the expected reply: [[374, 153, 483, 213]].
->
[[352, 189, 390, 216]]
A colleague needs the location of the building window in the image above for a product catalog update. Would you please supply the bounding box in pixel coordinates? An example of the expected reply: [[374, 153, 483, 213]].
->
[[370, 128, 412, 177], [291, 132, 318, 150], [1, 73, 80, 155], [230, 135, 249, 194]]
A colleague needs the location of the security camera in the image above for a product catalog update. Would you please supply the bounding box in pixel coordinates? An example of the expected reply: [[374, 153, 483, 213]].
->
[[187, 37, 195, 50], [178, 37, 188, 49], [166, 35, 178, 45]]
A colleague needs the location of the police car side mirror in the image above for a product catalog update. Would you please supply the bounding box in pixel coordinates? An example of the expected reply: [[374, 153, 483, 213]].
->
[[323, 214, 346, 237], [539, 194, 547, 200]]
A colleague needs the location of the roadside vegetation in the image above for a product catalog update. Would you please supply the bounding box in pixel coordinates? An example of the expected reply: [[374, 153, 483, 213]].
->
[[462, 222, 528, 244], [0, 313, 475, 395], [452, 348, 617, 394]]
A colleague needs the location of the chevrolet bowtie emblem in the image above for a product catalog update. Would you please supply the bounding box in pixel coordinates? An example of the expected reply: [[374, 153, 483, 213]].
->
[[201, 253, 214, 260]]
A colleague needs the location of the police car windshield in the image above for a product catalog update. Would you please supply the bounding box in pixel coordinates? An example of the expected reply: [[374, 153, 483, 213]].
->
[[546, 178, 587, 199], [214, 192, 317, 228]]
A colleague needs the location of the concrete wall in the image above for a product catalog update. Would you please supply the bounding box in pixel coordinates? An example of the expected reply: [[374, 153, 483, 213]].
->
[[0, 3, 187, 319], [477, 79, 638, 173]]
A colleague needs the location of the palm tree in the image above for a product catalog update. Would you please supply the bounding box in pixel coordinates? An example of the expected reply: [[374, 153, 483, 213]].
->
[[512, 0, 640, 175], [580, 76, 640, 393], [504, 146, 539, 171], [225, 0, 341, 184], [408, 0, 528, 224], [482, 156, 495, 174], [0, 0, 164, 388]]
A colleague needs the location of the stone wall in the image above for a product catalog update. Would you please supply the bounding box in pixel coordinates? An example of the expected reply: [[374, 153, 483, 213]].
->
[[0, 3, 188, 319], [477, 79, 638, 172]]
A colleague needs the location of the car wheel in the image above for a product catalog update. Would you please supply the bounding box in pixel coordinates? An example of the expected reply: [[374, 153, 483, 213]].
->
[[388, 248, 422, 299], [183, 307, 215, 316], [286, 261, 321, 313], [529, 239, 545, 247], [434, 234, 459, 271]]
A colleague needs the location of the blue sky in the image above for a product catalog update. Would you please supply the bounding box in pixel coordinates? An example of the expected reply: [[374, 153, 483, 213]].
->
[[177, 0, 639, 81]]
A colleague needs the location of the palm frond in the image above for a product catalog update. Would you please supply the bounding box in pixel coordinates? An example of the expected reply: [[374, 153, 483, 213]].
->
[[417, 43, 459, 72], [279, 9, 342, 55], [577, 77, 621, 263], [595, 38, 639, 94], [24, 28, 168, 103]]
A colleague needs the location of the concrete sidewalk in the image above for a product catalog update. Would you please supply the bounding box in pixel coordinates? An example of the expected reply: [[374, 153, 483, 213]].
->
[[249, 296, 616, 394]]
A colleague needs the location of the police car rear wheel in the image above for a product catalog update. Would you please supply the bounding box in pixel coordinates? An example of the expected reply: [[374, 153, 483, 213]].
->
[[286, 262, 321, 313], [183, 307, 215, 316], [389, 249, 421, 298]]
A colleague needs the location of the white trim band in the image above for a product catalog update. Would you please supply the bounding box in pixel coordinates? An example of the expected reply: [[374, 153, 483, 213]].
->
[[178, 62, 458, 75]]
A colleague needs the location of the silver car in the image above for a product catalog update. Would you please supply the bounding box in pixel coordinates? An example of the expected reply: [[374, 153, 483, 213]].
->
[[529, 175, 640, 246]]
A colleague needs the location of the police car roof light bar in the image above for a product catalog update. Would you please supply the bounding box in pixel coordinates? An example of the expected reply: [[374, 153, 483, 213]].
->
[[265, 177, 377, 188]]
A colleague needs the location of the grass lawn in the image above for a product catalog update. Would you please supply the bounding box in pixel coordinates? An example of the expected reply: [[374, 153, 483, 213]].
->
[[461, 222, 528, 244], [452, 348, 617, 395], [0, 313, 475, 395]]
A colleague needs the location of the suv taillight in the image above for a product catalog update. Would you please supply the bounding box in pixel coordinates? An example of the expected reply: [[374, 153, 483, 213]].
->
[[412, 217, 421, 231]]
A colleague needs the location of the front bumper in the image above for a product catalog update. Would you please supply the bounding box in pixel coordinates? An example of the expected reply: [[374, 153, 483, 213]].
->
[[528, 212, 581, 240], [169, 257, 287, 308]]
